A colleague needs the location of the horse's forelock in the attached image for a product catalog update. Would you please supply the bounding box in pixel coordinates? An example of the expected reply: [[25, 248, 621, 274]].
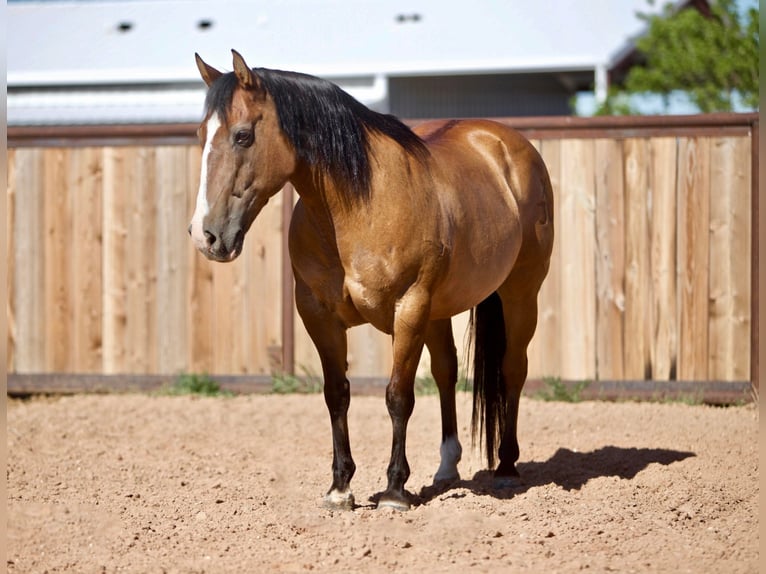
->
[[204, 72, 240, 123]]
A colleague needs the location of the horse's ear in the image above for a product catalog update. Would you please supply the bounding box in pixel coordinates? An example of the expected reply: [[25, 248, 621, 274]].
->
[[195, 53, 222, 87], [231, 49, 262, 92]]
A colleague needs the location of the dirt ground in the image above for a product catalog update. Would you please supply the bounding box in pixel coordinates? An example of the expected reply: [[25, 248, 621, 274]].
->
[[7, 391, 759, 573]]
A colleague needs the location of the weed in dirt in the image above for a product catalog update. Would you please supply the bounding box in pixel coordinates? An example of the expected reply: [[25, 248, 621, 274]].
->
[[658, 392, 705, 406], [415, 371, 473, 396], [415, 374, 439, 395], [160, 373, 234, 397], [535, 376, 591, 402], [271, 365, 323, 394]]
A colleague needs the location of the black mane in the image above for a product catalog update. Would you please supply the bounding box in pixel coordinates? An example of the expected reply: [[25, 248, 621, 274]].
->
[[204, 69, 429, 201]]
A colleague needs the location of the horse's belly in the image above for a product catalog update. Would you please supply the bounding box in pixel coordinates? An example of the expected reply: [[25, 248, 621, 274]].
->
[[429, 264, 516, 319], [429, 230, 522, 319]]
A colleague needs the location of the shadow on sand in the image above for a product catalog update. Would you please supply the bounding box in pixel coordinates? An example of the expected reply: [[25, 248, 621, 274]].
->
[[413, 446, 696, 506]]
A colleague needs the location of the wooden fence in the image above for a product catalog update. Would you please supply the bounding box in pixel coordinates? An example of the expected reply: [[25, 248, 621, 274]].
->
[[7, 114, 758, 395]]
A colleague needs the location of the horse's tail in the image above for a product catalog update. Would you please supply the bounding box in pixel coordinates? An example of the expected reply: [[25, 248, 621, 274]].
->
[[470, 291, 507, 469]]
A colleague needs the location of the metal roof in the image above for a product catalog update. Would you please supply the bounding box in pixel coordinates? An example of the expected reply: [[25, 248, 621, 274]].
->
[[9, 0, 658, 84], [8, 0, 659, 125]]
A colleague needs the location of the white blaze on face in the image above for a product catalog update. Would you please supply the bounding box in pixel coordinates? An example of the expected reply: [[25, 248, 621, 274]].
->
[[190, 113, 221, 249]]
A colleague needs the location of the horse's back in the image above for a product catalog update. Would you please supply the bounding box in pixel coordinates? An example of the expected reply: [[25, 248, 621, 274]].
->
[[416, 118, 527, 146], [406, 119, 553, 317], [415, 118, 537, 158], [415, 119, 548, 209]]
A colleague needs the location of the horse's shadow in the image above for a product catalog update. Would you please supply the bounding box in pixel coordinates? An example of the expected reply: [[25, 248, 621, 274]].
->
[[413, 446, 696, 506]]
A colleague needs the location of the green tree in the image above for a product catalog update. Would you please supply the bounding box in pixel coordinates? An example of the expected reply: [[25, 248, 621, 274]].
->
[[599, 0, 759, 114]]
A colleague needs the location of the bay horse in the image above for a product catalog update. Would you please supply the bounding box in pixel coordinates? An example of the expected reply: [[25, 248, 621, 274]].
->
[[190, 50, 554, 511]]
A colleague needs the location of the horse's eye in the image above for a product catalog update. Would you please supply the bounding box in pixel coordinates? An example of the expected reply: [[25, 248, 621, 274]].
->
[[234, 129, 253, 148]]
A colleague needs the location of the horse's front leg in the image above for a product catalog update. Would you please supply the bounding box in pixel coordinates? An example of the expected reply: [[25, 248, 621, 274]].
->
[[295, 280, 356, 510], [378, 290, 431, 511]]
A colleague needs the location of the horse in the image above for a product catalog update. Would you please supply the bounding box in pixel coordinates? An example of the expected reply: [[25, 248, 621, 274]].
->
[[189, 50, 554, 511]]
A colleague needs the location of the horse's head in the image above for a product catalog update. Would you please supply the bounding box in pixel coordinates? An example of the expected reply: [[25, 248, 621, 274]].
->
[[190, 50, 296, 262]]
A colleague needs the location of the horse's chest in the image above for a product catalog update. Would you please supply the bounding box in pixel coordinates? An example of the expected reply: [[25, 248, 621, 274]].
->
[[341, 274, 397, 334], [296, 257, 399, 332], [340, 251, 415, 333]]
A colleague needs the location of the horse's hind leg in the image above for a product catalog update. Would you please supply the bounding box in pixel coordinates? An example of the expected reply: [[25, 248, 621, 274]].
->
[[495, 275, 545, 486], [295, 279, 355, 509], [425, 319, 462, 483], [494, 175, 553, 485]]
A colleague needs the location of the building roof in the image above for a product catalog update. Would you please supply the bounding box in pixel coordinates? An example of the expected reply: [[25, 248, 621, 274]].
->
[[8, 0, 660, 125], [9, 0, 660, 84]]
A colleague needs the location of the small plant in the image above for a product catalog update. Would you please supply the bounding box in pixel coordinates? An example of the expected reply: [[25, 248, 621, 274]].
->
[[415, 374, 439, 396], [659, 391, 705, 406], [162, 372, 233, 397], [271, 365, 322, 394], [415, 371, 473, 396], [535, 376, 591, 403]]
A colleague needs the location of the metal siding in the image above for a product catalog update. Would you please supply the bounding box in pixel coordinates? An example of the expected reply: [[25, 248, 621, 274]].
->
[[389, 74, 574, 118]]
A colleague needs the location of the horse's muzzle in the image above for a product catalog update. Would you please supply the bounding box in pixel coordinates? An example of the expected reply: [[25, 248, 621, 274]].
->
[[197, 226, 244, 262]]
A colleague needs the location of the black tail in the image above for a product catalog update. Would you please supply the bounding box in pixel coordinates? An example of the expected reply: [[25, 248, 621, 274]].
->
[[470, 292, 507, 469]]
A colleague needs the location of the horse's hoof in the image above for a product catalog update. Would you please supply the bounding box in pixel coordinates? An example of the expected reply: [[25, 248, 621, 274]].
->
[[324, 488, 355, 510], [433, 473, 460, 486], [433, 469, 460, 484], [376, 491, 411, 511], [493, 474, 523, 490]]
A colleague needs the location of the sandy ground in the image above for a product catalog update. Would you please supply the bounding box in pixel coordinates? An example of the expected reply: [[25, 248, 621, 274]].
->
[[7, 392, 759, 573]]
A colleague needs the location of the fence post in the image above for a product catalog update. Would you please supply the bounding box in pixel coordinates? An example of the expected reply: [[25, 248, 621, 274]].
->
[[751, 118, 759, 394], [282, 184, 295, 377]]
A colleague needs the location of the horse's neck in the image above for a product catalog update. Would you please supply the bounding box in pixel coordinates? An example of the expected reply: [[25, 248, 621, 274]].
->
[[289, 167, 346, 235], [289, 136, 420, 238]]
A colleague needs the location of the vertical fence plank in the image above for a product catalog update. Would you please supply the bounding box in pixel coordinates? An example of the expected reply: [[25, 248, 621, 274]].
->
[[7, 149, 17, 371], [70, 148, 104, 372], [102, 147, 128, 373], [708, 136, 752, 380], [13, 149, 46, 371], [188, 252, 214, 374], [125, 147, 158, 373], [729, 136, 753, 381], [677, 137, 711, 380], [43, 148, 74, 371], [594, 138, 625, 380], [708, 137, 733, 380], [207, 227, 246, 374], [155, 147, 191, 374], [559, 139, 597, 380], [623, 139, 652, 379], [211, 260, 238, 373], [649, 137, 679, 381]]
